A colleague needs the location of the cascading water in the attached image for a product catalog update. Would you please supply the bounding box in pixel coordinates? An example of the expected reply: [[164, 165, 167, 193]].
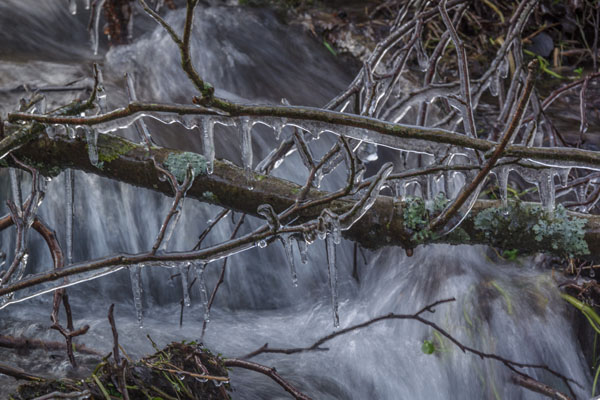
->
[[0, 2, 594, 399]]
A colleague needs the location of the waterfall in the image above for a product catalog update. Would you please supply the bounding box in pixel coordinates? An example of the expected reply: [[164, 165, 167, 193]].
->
[[0, 2, 593, 399]]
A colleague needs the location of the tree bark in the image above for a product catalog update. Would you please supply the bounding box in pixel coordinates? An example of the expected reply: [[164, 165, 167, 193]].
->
[[6, 130, 600, 256]]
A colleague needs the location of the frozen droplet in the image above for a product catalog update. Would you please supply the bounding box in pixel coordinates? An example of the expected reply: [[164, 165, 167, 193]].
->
[[257, 240, 267, 248]]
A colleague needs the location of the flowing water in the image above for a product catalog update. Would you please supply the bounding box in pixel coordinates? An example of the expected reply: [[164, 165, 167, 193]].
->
[[0, 2, 594, 399]]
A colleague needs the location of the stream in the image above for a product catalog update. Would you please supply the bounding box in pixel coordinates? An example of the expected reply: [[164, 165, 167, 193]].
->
[[0, 2, 593, 399]]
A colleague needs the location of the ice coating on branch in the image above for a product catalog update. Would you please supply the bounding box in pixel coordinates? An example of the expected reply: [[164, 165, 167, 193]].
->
[[280, 236, 298, 287], [180, 263, 191, 307], [196, 263, 210, 323], [316, 149, 344, 188], [339, 162, 394, 230], [158, 200, 185, 252], [9, 169, 22, 211], [84, 127, 99, 166], [240, 117, 253, 180], [257, 204, 280, 231], [68, 0, 77, 15], [126, 72, 154, 145], [91, 0, 106, 55], [202, 117, 215, 174], [326, 234, 339, 328], [65, 169, 74, 265], [293, 131, 315, 171], [129, 266, 143, 327]]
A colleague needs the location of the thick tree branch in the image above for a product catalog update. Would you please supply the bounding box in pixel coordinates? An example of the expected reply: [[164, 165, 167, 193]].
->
[[7, 100, 600, 169]]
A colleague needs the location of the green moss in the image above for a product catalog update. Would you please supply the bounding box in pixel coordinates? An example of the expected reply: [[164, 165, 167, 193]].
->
[[474, 202, 589, 257], [97, 137, 136, 164], [164, 152, 207, 184]]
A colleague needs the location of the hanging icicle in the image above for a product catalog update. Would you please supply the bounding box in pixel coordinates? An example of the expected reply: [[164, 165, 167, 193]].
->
[[326, 234, 340, 328], [179, 263, 191, 307], [280, 236, 298, 287], [129, 266, 144, 327], [202, 117, 215, 174]]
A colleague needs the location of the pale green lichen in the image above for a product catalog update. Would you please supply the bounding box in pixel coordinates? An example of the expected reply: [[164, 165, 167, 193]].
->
[[164, 152, 207, 184], [402, 195, 450, 243], [474, 202, 589, 257]]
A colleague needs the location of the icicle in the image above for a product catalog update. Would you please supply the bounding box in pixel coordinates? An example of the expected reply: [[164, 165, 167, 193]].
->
[[322, 211, 341, 244], [84, 127, 99, 166], [280, 236, 298, 286], [84, 0, 90, 9], [326, 234, 339, 328], [91, 0, 106, 55], [538, 170, 555, 213], [202, 117, 215, 174], [65, 169, 74, 265], [69, 0, 77, 15], [96, 69, 107, 113], [126, 8, 134, 42], [558, 168, 571, 186], [180, 263, 191, 307], [129, 266, 143, 327], [240, 117, 253, 182], [271, 119, 284, 140], [498, 167, 511, 207], [499, 57, 510, 79], [415, 40, 429, 72], [293, 235, 308, 264], [196, 263, 210, 323], [488, 73, 499, 97]]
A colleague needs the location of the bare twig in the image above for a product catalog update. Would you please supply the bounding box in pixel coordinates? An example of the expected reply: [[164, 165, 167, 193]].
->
[[223, 358, 312, 400]]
